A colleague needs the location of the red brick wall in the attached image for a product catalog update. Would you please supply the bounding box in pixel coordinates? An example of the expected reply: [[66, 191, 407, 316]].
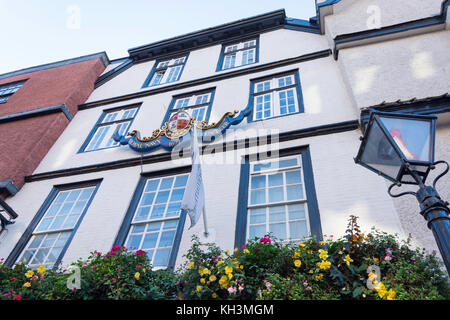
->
[[0, 58, 105, 196]]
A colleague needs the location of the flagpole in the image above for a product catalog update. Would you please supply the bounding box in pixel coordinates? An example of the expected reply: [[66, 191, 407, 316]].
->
[[202, 205, 209, 237]]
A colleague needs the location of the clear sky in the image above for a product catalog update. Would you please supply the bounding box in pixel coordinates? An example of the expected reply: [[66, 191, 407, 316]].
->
[[0, 0, 317, 75]]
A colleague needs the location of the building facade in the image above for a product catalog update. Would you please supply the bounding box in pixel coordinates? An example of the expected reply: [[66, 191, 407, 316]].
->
[[0, 0, 449, 270]]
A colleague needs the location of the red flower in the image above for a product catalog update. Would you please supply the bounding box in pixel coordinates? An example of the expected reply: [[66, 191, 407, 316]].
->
[[136, 250, 146, 256], [13, 295, 22, 300], [259, 235, 271, 244], [111, 245, 121, 251]]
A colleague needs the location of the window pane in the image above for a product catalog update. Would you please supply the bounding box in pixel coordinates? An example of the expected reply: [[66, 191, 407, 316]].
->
[[134, 206, 150, 221], [174, 175, 188, 187], [155, 191, 170, 204], [249, 208, 266, 224], [150, 205, 166, 219], [145, 180, 160, 192], [268, 173, 283, 187], [160, 178, 174, 190], [141, 192, 156, 206], [251, 175, 266, 189], [159, 231, 175, 247], [268, 187, 284, 203], [166, 203, 181, 217], [170, 188, 185, 202], [153, 249, 171, 267], [285, 170, 302, 184], [269, 206, 285, 223], [286, 185, 303, 200], [269, 223, 286, 240], [141, 233, 158, 249], [288, 204, 306, 220], [127, 235, 142, 248], [289, 221, 308, 239], [250, 189, 265, 205], [279, 158, 298, 169], [249, 225, 266, 240]]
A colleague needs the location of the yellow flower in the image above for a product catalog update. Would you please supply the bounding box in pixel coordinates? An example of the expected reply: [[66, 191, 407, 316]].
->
[[225, 249, 229, 254], [234, 248, 238, 253], [386, 289, 396, 300], [198, 268, 204, 275], [318, 249, 328, 260], [196, 285, 203, 292], [320, 241, 325, 245], [314, 274, 323, 281], [239, 265, 244, 270], [228, 273, 233, 280], [299, 243, 305, 247], [232, 258, 238, 265], [25, 270, 34, 278], [344, 255, 354, 266], [212, 293, 217, 298], [308, 269, 314, 274], [219, 276, 229, 289], [317, 260, 331, 270], [338, 251, 343, 255], [209, 275, 217, 282], [143, 268, 147, 272], [188, 261, 195, 269], [200, 278, 205, 284], [134, 272, 140, 280], [294, 259, 302, 268], [293, 251, 300, 258], [37, 265, 46, 275], [217, 260, 224, 265], [225, 266, 233, 274], [23, 282, 31, 288], [203, 268, 211, 275], [244, 249, 250, 254]]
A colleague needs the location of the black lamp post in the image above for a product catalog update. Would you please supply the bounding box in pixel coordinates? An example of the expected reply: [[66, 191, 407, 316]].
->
[[355, 111, 450, 274]]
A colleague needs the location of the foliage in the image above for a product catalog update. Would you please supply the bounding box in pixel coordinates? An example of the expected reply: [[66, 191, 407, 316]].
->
[[1, 216, 449, 300]]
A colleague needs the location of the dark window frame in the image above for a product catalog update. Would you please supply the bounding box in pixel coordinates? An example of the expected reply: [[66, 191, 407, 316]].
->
[[113, 166, 192, 269], [5, 179, 102, 268], [142, 53, 190, 88], [161, 87, 216, 126], [216, 36, 260, 72], [234, 145, 322, 248], [247, 69, 304, 123], [78, 103, 141, 153]]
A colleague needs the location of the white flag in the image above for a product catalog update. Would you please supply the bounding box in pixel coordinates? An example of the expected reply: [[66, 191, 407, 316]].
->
[[181, 125, 206, 229]]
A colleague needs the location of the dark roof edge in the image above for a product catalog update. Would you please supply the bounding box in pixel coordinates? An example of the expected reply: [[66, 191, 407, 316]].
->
[[127, 10, 294, 61], [0, 52, 110, 81]]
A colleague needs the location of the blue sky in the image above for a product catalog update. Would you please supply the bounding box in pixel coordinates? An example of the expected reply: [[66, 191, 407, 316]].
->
[[0, 0, 317, 74]]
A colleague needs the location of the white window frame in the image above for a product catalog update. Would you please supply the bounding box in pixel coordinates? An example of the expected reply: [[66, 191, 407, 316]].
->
[[252, 74, 299, 121], [170, 92, 212, 122], [85, 107, 138, 152], [124, 173, 189, 268], [150, 56, 187, 86], [246, 155, 311, 243], [17, 185, 97, 269], [222, 39, 257, 70]]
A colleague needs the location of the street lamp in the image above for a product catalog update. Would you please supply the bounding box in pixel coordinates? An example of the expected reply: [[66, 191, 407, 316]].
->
[[355, 111, 450, 274]]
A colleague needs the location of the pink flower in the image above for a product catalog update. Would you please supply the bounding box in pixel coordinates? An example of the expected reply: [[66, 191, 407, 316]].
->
[[118, 268, 122, 271], [384, 254, 392, 262], [227, 286, 236, 295], [241, 245, 246, 249], [111, 245, 121, 251], [13, 295, 22, 300], [10, 277, 16, 281], [306, 286, 312, 290], [4, 292, 12, 296], [238, 284, 245, 292], [259, 235, 271, 244], [136, 265, 142, 268], [112, 277, 117, 281], [136, 250, 146, 256]]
